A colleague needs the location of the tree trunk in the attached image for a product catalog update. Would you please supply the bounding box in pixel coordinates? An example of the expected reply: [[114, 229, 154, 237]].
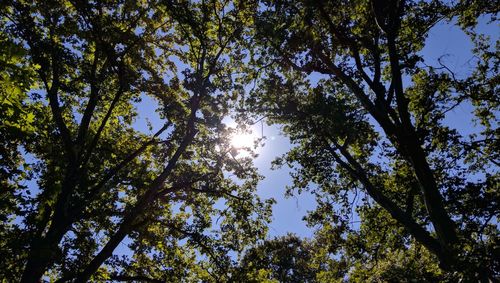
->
[[21, 167, 79, 282], [20, 220, 70, 283], [73, 127, 196, 282]]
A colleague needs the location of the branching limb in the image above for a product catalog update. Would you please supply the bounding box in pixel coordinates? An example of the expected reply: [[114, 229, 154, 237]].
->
[[322, 136, 449, 266]]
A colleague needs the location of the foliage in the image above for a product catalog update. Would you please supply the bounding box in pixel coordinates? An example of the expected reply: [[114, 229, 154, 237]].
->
[[1, 0, 498, 281], [232, 233, 345, 283], [242, 0, 499, 281], [233, 234, 318, 282], [0, 16, 38, 280], [0, 0, 272, 282]]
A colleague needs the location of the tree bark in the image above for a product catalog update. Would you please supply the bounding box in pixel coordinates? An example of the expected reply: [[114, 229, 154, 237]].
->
[[21, 218, 71, 283], [385, 33, 459, 251]]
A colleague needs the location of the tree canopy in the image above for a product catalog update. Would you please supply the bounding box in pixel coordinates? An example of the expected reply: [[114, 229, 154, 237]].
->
[[0, 0, 498, 282], [243, 0, 498, 281], [1, 0, 272, 282]]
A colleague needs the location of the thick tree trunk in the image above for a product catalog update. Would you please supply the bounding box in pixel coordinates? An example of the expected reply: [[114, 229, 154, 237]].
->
[[20, 219, 70, 283], [21, 166, 80, 282]]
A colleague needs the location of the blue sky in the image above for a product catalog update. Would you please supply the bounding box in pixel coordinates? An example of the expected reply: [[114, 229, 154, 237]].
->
[[132, 17, 498, 241]]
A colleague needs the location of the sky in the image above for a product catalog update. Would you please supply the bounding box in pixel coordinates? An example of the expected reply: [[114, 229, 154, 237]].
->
[[131, 17, 498, 241], [11, 7, 497, 282]]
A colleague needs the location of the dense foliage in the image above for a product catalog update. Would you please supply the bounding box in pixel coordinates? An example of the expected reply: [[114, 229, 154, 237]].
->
[[0, 0, 498, 282], [232, 233, 347, 282], [1, 0, 273, 282], [242, 0, 499, 281]]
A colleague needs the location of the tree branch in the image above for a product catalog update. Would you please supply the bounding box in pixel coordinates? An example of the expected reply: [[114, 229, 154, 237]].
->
[[86, 121, 172, 200], [322, 136, 451, 267], [76, 45, 102, 148]]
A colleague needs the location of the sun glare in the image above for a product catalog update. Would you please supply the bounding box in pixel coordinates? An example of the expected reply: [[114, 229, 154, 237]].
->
[[230, 132, 256, 149]]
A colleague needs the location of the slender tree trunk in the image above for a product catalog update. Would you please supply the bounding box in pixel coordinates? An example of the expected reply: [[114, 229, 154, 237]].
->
[[73, 177, 168, 282], [403, 134, 458, 245], [386, 34, 459, 251], [73, 126, 196, 282], [325, 140, 456, 269], [74, 216, 133, 283]]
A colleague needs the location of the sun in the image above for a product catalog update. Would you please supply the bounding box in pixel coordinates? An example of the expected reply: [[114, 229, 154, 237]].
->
[[230, 132, 256, 149]]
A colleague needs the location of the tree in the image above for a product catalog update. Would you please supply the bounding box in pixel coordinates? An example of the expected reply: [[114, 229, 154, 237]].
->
[[244, 0, 499, 281], [233, 234, 318, 282], [232, 233, 346, 283], [1, 0, 272, 281], [0, 14, 39, 281]]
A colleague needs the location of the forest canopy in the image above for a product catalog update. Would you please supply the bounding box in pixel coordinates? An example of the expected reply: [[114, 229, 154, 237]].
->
[[0, 0, 498, 282]]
